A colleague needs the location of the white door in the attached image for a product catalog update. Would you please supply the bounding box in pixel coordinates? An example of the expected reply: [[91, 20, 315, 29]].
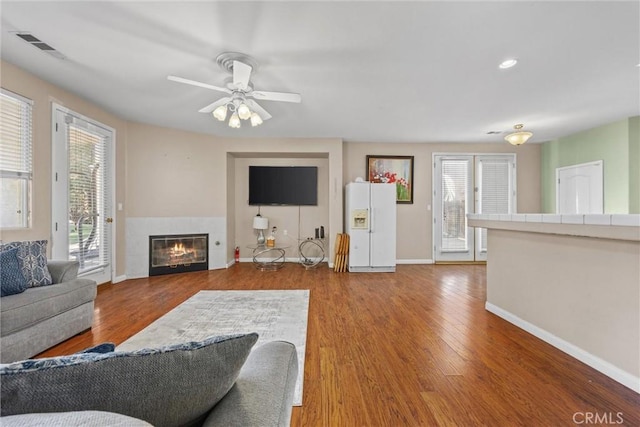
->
[[556, 161, 603, 214], [434, 154, 515, 262], [434, 156, 475, 262], [52, 105, 114, 284], [370, 183, 396, 267]]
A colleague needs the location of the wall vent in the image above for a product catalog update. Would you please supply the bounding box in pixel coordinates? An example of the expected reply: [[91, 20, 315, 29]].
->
[[14, 32, 66, 59]]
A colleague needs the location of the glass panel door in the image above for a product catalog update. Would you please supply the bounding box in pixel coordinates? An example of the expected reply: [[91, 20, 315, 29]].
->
[[434, 154, 516, 262], [434, 155, 474, 262], [52, 106, 113, 284]]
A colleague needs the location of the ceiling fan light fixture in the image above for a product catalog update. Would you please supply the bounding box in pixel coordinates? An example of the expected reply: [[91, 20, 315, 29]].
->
[[237, 102, 252, 120], [169, 52, 300, 130], [228, 112, 241, 128], [212, 105, 227, 121], [250, 112, 263, 127], [505, 124, 533, 145]]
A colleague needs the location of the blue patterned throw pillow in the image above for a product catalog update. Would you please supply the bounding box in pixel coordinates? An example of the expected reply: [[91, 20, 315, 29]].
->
[[76, 343, 116, 354], [0, 247, 29, 296], [0, 241, 52, 287]]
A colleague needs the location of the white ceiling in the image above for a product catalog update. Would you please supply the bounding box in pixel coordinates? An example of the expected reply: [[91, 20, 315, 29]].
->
[[1, 1, 638, 143]]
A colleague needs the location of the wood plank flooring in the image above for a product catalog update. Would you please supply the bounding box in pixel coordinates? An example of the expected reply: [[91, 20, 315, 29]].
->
[[39, 264, 640, 426]]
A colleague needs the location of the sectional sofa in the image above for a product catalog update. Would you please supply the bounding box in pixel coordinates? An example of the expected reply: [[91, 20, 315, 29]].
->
[[0, 247, 97, 363]]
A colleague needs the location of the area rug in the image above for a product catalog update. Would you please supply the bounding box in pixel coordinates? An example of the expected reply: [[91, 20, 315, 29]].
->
[[117, 289, 310, 406]]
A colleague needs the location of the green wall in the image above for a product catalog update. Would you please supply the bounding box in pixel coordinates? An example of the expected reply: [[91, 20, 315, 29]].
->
[[541, 117, 639, 213]]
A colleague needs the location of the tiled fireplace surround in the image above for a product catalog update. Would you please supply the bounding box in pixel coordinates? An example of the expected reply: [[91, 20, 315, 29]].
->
[[126, 217, 226, 279]]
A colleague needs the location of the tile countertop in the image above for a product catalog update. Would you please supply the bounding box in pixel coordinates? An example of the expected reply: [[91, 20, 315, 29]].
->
[[467, 214, 640, 242]]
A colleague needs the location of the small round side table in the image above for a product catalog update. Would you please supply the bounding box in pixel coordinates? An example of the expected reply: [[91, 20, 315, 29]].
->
[[298, 238, 325, 269], [247, 244, 289, 271]]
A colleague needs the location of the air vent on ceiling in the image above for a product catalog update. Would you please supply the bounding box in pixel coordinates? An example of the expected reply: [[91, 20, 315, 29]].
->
[[14, 32, 66, 59], [486, 130, 502, 135]]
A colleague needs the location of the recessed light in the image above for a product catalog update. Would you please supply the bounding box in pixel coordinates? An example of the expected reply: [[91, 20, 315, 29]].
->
[[499, 58, 518, 69]]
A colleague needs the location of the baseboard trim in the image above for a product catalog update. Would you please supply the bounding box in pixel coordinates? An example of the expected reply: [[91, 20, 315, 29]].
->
[[237, 257, 439, 268], [112, 275, 127, 284], [435, 261, 486, 265], [236, 257, 326, 266], [396, 259, 434, 264], [485, 302, 640, 394]]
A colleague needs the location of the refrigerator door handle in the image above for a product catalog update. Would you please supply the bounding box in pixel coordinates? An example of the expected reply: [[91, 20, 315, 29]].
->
[[369, 207, 373, 233]]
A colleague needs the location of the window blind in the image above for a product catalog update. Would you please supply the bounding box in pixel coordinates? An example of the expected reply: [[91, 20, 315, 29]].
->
[[478, 158, 512, 251], [0, 89, 33, 228], [441, 159, 469, 251], [479, 158, 511, 214]]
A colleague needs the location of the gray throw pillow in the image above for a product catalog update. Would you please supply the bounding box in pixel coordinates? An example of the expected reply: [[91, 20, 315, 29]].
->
[[0, 333, 259, 427], [0, 247, 28, 296], [0, 241, 52, 287]]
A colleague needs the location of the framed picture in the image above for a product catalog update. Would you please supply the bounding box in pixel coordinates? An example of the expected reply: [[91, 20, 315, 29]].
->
[[366, 155, 414, 204]]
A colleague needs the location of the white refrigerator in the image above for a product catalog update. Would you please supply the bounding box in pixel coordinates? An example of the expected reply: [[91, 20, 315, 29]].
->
[[345, 182, 396, 272]]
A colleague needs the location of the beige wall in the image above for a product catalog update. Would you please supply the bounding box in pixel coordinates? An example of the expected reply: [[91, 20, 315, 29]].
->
[[126, 122, 225, 217], [0, 60, 128, 277], [343, 142, 541, 260], [226, 153, 236, 262]]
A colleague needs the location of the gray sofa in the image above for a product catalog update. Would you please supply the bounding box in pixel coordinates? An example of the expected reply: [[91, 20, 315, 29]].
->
[[1, 340, 299, 427], [0, 260, 97, 363]]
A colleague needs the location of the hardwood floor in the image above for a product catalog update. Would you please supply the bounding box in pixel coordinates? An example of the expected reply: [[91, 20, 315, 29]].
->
[[40, 264, 640, 426]]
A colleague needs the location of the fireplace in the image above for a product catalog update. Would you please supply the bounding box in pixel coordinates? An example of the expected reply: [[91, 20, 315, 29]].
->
[[149, 234, 208, 276]]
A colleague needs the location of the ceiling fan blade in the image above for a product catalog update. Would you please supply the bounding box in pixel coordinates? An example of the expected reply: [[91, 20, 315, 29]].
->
[[250, 90, 301, 103], [198, 97, 232, 113], [245, 99, 272, 120], [233, 60, 252, 91], [167, 75, 231, 94]]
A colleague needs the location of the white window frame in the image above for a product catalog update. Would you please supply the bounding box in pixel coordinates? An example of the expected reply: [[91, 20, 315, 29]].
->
[[0, 88, 33, 229]]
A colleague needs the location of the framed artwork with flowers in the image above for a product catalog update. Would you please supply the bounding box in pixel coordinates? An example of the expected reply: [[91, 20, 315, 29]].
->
[[366, 155, 414, 204]]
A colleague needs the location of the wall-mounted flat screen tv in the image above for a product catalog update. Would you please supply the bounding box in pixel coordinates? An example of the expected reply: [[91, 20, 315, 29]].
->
[[249, 166, 318, 206]]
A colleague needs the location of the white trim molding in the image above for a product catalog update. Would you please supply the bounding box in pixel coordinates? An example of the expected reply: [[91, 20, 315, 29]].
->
[[396, 259, 434, 265], [112, 275, 127, 284]]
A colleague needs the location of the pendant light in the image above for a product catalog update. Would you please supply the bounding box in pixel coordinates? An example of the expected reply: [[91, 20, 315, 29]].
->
[[505, 124, 533, 146]]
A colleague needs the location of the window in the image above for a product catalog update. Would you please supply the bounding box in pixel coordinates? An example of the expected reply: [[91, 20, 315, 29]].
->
[[0, 89, 33, 228]]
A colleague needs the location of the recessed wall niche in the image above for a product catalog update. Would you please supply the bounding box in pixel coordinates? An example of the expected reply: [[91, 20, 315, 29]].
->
[[230, 154, 330, 261]]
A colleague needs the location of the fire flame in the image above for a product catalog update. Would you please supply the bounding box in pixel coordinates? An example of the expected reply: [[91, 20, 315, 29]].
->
[[171, 242, 186, 255]]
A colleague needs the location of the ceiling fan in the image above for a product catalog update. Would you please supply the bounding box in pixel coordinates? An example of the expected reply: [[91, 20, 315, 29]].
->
[[168, 52, 301, 128]]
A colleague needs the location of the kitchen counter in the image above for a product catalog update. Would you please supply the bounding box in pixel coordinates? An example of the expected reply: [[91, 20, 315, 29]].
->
[[468, 213, 640, 393]]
